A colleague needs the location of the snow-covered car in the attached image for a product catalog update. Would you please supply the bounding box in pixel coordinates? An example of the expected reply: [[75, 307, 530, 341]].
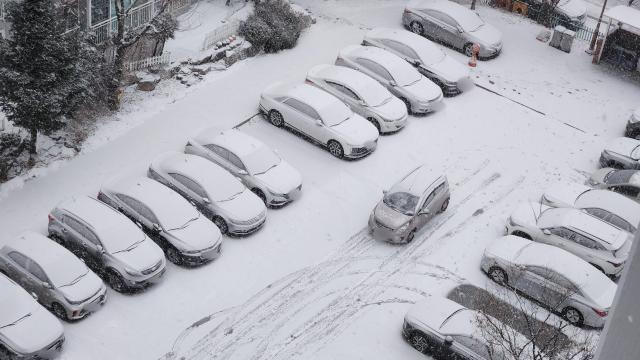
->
[[336, 45, 443, 114], [599, 137, 640, 169], [368, 165, 450, 244], [0, 273, 65, 360], [185, 128, 303, 207], [506, 202, 632, 277], [625, 107, 640, 139], [148, 152, 266, 236], [362, 27, 471, 95], [402, 296, 528, 359], [588, 168, 640, 203], [482, 235, 616, 327], [0, 232, 106, 322], [542, 182, 640, 233], [518, 0, 587, 30], [402, 0, 503, 58], [98, 177, 223, 265], [49, 196, 166, 292], [305, 64, 408, 134], [259, 82, 379, 159]]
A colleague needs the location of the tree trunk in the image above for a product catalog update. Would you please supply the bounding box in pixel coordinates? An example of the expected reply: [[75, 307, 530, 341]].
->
[[471, 0, 477, 10], [28, 126, 37, 163]]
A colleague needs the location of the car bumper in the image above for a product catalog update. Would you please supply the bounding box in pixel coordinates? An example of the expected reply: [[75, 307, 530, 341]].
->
[[345, 140, 378, 159], [267, 185, 303, 207], [182, 243, 223, 265], [15, 335, 65, 359], [368, 216, 405, 243], [125, 267, 166, 289], [228, 217, 266, 236], [66, 287, 108, 320], [379, 114, 408, 133], [479, 45, 502, 59], [412, 94, 443, 114]]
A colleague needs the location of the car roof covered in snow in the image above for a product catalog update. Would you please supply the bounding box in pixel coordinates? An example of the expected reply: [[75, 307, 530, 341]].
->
[[391, 165, 445, 197], [365, 28, 445, 63], [193, 128, 265, 158], [264, 82, 351, 122], [339, 45, 420, 85], [406, 296, 478, 336], [485, 235, 533, 263], [307, 64, 392, 103], [539, 207, 627, 249], [606, 6, 640, 33], [543, 182, 590, 206], [605, 137, 640, 157], [576, 190, 640, 228]]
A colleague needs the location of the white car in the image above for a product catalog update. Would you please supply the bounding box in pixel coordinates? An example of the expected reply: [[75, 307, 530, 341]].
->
[[186, 128, 302, 208], [0, 273, 65, 360], [148, 152, 266, 236], [506, 202, 632, 277], [599, 137, 640, 170], [542, 182, 640, 233], [588, 168, 640, 203], [259, 82, 379, 159], [363, 27, 471, 96], [305, 64, 408, 134], [336, 45, 443, 114], [482, 235, 616, 327]]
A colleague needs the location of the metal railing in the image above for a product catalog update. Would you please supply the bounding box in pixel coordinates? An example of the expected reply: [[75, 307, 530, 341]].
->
[[124, 51, 172, 71], [202, 19, 241, 50]]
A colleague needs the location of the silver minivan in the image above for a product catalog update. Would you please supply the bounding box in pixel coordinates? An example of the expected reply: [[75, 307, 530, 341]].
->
[[369, 165, 450, 243], [0, 232, 106, 321]]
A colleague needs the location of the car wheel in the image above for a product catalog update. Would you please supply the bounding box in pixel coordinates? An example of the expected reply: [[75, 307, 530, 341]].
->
[[400, 97, 412, 115], [252, 188, 267, 205], [107, 270, 127, 293], [409, 21, 424, 36], [464, 43, 474, 57], [327, 140, 344, 158], [488, 267, 508, 285], [268, 110, 284, 127], [51, 302, 68, 321], [213, 216, 229, 235], [511, 231, 532, 240], [166, 246, 183, 266], [440, 197, 450, 213], [562, 307, 584, 327], [409, 333, 430, 353], [367, 117, 381, 134]]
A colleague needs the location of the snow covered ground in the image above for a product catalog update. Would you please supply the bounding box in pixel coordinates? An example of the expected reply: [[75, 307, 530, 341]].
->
[[0, 1, 638, 359]]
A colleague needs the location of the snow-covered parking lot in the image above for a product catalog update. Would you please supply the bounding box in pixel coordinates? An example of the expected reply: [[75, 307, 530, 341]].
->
[[1, 1, 638, 359]]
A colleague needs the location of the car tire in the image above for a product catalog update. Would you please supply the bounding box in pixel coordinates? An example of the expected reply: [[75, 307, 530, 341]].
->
[[213, 216, 229, 235], [107, 270, 127, 293], [252, 188, 267, 205], [268, 110, 284, 127], [409, 333, 430, 353], [367, 117, 381, 134], [51, 302, 68, 321], [409, 21, 424, 36], [511, 231, 532, 240], [327, 140, 344, 158], [464, 43, 474, 57], [400, 97, 412, 115], [562, 307, 584, 327], [488, 267, 508, 285], [166, 246, 183, 266], [439, 197, 450, 213]]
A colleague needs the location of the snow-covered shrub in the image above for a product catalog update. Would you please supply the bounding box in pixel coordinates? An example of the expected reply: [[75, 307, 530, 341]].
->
[[239, 0, 312, 53], [0, 132, 27, 182]]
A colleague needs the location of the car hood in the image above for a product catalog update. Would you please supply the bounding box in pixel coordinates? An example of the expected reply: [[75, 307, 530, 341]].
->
[[558, 0, 587, 19], [254, 161, 303, 195], [589, 168, 615, 185], [373, 201, 412, 229], [427, 56, 469, 83], [57, 270, 104, 303], [167, 216, 222, 252], [542, 183, 589, 207], [217, 190, 265, 222], [372, 97, 408, 121], [605, 137, 640, 160], [331, 114, 379, 146], [112, 239, 164, 273], [401, 76, 442, 102], [469, 23, 503, 47], [0, 306, 63, 355]]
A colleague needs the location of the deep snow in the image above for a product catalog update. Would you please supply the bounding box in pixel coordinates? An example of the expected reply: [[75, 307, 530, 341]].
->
[[0, 0, 638, 359]]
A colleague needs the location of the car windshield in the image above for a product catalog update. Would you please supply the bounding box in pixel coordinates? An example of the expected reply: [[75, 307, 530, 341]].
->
[[458, 11, 485, 32], [154, 198, 201, 230], [44, 257, 90, 288], [605, 170, 638, 185], [391, 66, 421, 87], [414, 42, 446, 65], [324, 104, 353, 127], [383, 191, 419, 215], [243, 146, 282, 175], [358, 83, 394, 107]]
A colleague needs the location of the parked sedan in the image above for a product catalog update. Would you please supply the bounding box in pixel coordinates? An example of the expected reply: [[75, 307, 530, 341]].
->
[[403, 0, 503, 58], [48, 196, 166, 292], [588, 168, 640, 202], [148, 152, 266, 236], [305, 64, 408, 133], [363, 27, 471, 95], [0, 273, 64, 360], [506, 202, 632, 277], [369, 165, 450, 244], [336, 45, 443, 114], [259, 82, 379, 159], [599, 137, 640, 169], [482, 235, 616, 327], [625, 107, 640, 138], [186, 128, 303, 207], [0, 232, 106, 322], [542, 182, 640, 233]]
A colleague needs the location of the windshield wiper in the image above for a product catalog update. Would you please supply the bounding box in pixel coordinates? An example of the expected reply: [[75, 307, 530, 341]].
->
[[254, 162, 279, 175], [168, 213, 200, 231], [114, 238, 145, 254], [0, 313, 32, 329], [373, 97, 393, 107], [330, 117, 350, 127], [220, 190, 244, 202], [60, 269, 89, 288]]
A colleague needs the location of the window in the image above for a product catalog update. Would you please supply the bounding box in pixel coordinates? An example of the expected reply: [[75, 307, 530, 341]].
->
[[284, 98, 321, 120], [422, 190, 437, 209], [611, 185, 640, 198], [116, 194, 159, 224], [326, 81, 360, 101], [64, 216, 100, 246], [356, 58, 394, 81], [8, 252, 48, 283], [572, 232, 605, 250], [227, 152, 246, 171], [383, 40, 418, 60], [170, 174, 208, 199], [8, 251, 29, 269], [584, 208, 634, 233], [452, 336, 491, 358], [204, 144, 230, 159]]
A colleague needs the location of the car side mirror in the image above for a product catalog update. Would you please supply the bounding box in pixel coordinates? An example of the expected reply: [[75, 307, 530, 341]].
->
[[43, 282, 53, 289], [419, 209, 430, 216], [152, 223, 162, 233], [389, 80, 397, 87], [457, 26, 464, 33], [203, 197, 211, 205], [238, 169, 248, 176], [315, 120, 323, 127], [358, 99, 366, 106], [96, 244, 105, 254], [31, 292, 38, 300], [413, 59, 422, 66], [543, 229, 551, 236], [444, 335, 454, 346]]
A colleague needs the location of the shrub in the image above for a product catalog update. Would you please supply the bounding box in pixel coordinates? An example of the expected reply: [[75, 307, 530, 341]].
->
[[240, 0, 312, 53], [0, 132, 28, 182]]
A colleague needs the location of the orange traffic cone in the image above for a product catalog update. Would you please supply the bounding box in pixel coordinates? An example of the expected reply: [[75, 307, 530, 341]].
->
[[468, 44, 480, 68]]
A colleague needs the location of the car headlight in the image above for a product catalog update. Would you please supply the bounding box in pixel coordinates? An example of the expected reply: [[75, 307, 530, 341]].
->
[[268, 189, 287, 198], [396, 222, 410, 234], [124, 267, 141, 276]]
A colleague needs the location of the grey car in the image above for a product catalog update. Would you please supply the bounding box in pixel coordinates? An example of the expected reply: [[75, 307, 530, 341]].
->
[[0, 232, 106, 322], [599, 137, 640, 169], [48, 196, 166, 293], [403, 0, 503, 59], [588, 168, 640, 203], [368, 165, 450, 243]]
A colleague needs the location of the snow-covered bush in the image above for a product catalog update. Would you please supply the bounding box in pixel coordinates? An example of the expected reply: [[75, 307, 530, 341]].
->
[[239, 0, 312, 53], [0, 133, 27, 182]]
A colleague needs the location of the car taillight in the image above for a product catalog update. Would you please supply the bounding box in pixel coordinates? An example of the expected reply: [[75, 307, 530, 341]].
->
[[607, 260, 623, 268], [404, 9, 412, 15], [48, 214, 54, 223], [592, 308, 608, 317], [305, 79, 313, 85]]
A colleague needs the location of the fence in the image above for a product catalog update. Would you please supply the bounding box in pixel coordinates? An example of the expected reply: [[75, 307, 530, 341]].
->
[[202, 19, 241, 51], [124, 52, 172, 71]]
